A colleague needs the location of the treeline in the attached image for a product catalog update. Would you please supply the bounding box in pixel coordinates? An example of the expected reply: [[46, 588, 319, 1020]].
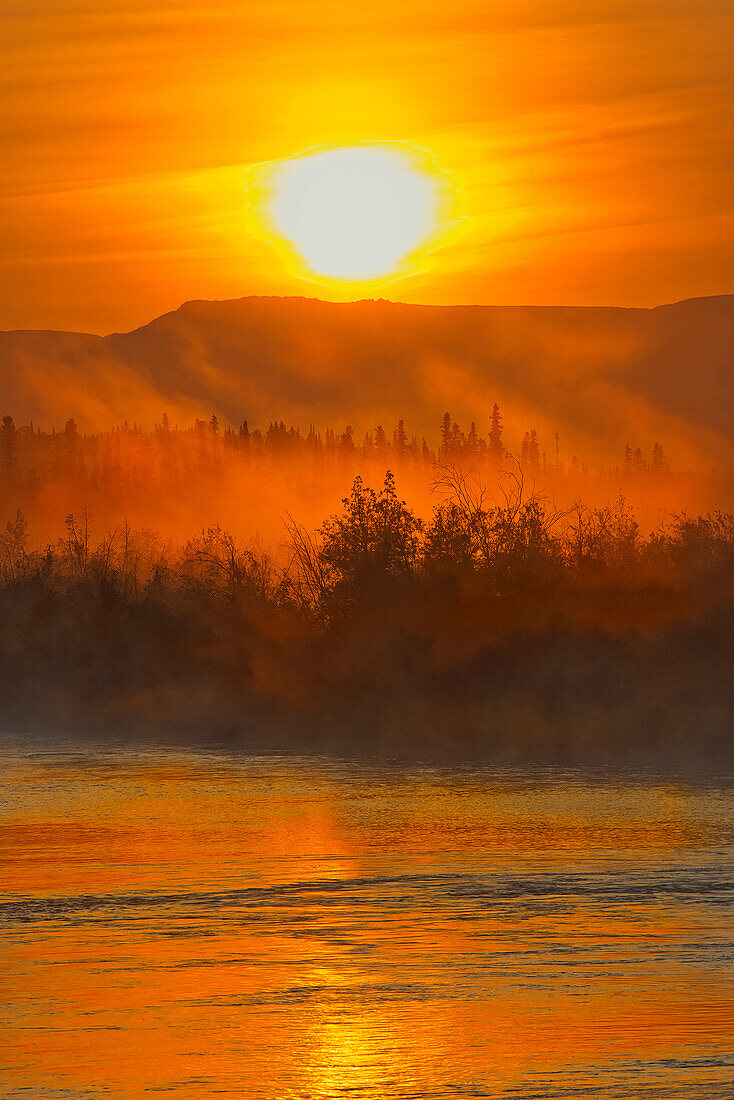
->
[[0, 406, 671, 487], [2, 466, 728, 613], [0, 407, 695, 547], [1, 468, 732, 761]]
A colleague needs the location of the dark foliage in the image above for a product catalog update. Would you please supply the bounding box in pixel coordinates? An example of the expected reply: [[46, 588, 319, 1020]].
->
[[1, 469, 732, 763]]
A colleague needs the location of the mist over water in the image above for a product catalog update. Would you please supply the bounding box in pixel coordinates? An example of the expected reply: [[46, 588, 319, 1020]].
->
[[2, 742, 733, 1099]]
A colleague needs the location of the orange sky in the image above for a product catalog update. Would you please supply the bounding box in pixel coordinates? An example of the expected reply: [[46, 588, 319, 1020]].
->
[[1, 0, 733, 333]]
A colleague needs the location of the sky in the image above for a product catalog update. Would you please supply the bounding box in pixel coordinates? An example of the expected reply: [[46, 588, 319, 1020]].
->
[[1, 0, 733, 333]]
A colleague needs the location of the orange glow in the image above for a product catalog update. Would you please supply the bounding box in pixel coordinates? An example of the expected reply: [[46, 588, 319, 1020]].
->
[[3, 755, 733, 1097], [0, 1, 732, 331]]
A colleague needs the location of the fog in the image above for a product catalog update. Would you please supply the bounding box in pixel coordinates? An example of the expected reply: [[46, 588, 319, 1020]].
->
[[1, 444, 732, 764]]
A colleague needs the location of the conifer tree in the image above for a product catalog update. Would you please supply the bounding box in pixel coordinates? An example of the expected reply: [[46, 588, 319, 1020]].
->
[[440, 413, 452, 459], [393, 419, 407, 456], [488, 403, 504, 461], [651, 442, 668, 477], [1, 415, 18, 475], [374, 425, 388, 455], [340, 425, 356, 454], [528, 429, 540, 471]]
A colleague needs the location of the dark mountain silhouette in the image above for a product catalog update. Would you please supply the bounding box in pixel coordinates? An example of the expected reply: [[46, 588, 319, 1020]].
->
[[1, 294, 732, 466]]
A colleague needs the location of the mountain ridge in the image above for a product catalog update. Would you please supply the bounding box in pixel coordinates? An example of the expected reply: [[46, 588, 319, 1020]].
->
[[1, 293, 732, 467], [6, 292, 731, 341]]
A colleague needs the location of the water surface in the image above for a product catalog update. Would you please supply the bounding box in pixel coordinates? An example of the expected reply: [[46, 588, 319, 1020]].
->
[[2, 744, 733, 1098]]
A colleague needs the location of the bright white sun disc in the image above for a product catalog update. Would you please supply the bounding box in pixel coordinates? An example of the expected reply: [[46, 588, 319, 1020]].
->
[[266, 146, 440, 281]]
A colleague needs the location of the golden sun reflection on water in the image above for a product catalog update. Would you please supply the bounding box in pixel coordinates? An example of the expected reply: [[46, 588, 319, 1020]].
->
[[1, 749, 733, 1098]]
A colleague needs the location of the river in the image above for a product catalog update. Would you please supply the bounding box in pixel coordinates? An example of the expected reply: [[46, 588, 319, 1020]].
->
[[2, 743, 733, 1098]]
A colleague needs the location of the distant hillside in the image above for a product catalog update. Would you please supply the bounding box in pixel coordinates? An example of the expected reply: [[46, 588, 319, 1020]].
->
[[1, 294, 732, 467]]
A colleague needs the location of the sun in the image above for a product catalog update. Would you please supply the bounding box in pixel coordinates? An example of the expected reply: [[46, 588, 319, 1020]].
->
[[250, 144, 447, 284]]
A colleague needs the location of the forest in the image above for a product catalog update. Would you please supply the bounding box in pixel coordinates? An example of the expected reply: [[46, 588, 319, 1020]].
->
[[1, 404, 725, 547], [1, 425, 732, 761], [0, 403, 678, 482]]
